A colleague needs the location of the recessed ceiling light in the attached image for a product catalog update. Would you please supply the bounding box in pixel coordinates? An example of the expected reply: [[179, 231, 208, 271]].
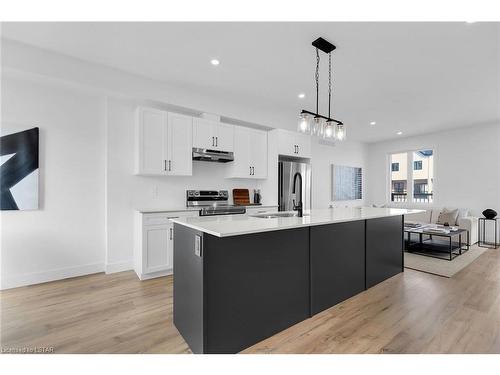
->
[[397, 131, 403, 135], [210, 59, 220, 66], [298, 93, 305, 99], [370, 121, 376, 125]]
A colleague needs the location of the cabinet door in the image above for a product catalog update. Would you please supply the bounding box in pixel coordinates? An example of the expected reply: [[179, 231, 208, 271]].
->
[[167, 112, 193, 176], [193, 118, 215, 149], [230, 126, 252, 178], [250, 129, 268, 179], [137, 107, 166, 174], [277, 129, 298, 157], [366, 216, 404, 288], [216, 123, 234, 151], [167, 220, 174, 270], [144, 225, 172, 273], [310, 221, 366, 315], [295, 133, 312, 158]]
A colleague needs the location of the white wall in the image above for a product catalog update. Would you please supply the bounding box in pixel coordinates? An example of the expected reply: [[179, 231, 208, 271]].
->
[[311, 140, 367, 209], [0, 77, 106, 289], [366, 122, 500, 217]]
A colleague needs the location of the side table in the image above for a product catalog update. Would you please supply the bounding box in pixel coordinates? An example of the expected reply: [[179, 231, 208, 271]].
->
[[478, 218, 499, 249]]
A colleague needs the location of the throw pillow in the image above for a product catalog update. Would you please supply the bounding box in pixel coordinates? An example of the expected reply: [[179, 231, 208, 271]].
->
[[437, 209, 459, 226], [443, 207, 469, 225]]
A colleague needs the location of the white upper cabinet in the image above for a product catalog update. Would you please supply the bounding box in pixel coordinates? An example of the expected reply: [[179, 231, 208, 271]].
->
[[136, 107, 165, 175], [276, 129, 312, 158], [216, 122, 235, 152], [193, 118, 234, 152], [135, 107, 193, 176], [166, 112, 193, 176], [227, 126, 268, 179]]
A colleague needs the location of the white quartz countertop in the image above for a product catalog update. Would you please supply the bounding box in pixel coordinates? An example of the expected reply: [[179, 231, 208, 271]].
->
[[170, 207, 424, 237], [137, 205, 278, 214]]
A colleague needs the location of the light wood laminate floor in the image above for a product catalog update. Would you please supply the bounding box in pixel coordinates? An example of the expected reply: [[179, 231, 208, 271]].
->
[[1, 248, 499, 354]]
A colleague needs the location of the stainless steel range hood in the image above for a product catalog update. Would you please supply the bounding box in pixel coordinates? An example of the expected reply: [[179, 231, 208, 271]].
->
[[192, 148, 234, 163]]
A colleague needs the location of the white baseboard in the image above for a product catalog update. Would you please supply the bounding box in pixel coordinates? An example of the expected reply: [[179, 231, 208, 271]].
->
[[1, 262, 105, 290], [137, 269, 173, 280], [105, 260, 133, 274]]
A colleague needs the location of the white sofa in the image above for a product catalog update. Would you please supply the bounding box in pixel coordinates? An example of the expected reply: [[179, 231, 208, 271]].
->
[[404, 208, 478, 245]]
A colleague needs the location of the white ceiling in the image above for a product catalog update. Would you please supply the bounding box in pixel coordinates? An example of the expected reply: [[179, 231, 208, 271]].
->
[[2, 22, 499, 142]]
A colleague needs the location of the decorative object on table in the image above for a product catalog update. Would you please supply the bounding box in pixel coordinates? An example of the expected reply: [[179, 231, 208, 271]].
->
[[0, 127, 39, 210], [297, 37, 345, 141], [482, 209, 497, 219], [478, 217, 499, 249], [331, 165, 362, 201], [253, 189, 261, 204]]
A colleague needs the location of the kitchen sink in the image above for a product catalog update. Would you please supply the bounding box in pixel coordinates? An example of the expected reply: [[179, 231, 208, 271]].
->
[[251, 212, 301, 219]]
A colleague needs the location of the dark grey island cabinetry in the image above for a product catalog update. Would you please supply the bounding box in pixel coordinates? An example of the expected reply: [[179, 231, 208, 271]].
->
[[172, 208, 417, 353], [366, 215, 404, 288], [310, 221, 365, 315]]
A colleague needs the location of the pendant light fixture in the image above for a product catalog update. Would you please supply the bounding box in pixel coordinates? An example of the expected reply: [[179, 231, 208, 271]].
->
[[298, 37, 344, 141]]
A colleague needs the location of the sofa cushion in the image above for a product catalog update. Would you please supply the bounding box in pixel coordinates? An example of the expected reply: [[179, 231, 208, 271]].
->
[[437, 209, 459, 225], [444, 207, 469, 225], [430, 209, 442, 224]]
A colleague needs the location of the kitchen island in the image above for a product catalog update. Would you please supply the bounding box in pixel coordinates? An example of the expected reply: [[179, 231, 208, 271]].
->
[[171, 207, 421, 354]]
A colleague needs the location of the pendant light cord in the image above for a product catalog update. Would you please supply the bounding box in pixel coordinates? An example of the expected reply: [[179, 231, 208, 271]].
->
[[315, 48, 320, 115], [328, 53, 332, 119]]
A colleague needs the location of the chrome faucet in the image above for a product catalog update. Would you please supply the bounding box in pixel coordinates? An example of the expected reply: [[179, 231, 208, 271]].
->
[[292, 172, 303, 217]]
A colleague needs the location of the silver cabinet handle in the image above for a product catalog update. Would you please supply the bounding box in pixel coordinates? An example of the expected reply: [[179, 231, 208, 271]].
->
[[297, 145, 299, 154], [168, 160, 171, 171], [212, 136, 214, 146], [252, 166, 255, 175], [249, 166, 252, 175], [216, 136, 218, 147], [164, 160, 167, 171], [169, 228, 173, 240]]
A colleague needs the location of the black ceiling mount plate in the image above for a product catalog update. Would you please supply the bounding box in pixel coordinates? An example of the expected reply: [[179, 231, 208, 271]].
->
[[312, 37, 336, 54]]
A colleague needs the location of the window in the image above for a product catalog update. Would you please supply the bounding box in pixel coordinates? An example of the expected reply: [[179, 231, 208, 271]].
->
[[389, 149, 433, 203], [390, 153, 407, 202]]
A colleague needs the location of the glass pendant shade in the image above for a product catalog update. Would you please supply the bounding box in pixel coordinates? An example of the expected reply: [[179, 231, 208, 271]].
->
[[312, 117, 322, 136], [324, 121, 334, 139], [318, 118, 326, 138], [335, 123, 346, 141], [297, 113, 310, 134]]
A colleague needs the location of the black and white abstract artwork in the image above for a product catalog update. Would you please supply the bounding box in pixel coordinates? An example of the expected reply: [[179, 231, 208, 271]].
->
[[0, 127, 39, 210]]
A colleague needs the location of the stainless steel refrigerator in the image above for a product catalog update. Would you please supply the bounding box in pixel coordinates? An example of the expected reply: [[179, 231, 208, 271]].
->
[[278, 160, 312, 212]]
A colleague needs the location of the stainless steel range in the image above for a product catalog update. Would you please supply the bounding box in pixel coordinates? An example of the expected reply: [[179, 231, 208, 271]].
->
[[186, 190, 246, 216]]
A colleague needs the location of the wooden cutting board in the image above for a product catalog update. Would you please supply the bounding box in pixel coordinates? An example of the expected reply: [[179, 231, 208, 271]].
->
[[233, 189, 250, 206]]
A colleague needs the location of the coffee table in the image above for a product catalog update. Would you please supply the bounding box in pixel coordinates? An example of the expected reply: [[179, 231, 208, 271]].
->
[[404, 225, 469, 261]]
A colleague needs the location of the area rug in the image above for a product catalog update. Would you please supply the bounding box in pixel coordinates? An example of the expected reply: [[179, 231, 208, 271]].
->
[[404, 245, 487, 278]]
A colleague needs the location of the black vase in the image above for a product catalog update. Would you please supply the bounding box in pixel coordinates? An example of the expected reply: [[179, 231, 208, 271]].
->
[[482, 209, 497, 219]]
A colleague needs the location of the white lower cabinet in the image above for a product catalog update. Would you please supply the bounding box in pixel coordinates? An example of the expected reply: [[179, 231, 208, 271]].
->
[[134, 211, 198, 280]]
